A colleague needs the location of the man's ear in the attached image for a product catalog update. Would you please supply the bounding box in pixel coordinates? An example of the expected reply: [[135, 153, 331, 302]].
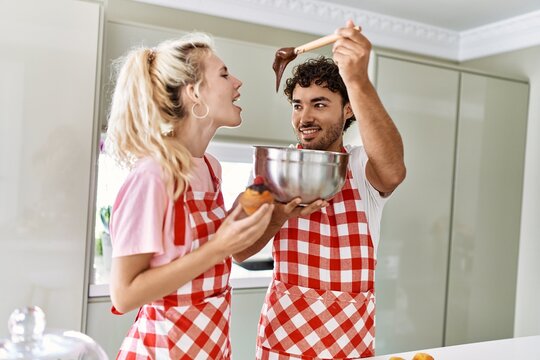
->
[[344, 103, 354, 119]]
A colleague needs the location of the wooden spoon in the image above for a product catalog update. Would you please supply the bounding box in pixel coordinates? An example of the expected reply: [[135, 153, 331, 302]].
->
[[272, 26, 360, 92]]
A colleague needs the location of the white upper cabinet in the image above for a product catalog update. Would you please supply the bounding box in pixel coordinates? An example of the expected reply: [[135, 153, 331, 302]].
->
[[445, 73, 528, 345], [375, 56, 459, 354], [100, 22, 335, 146], [0, 0, 101, 335], [373, 55, 528, 355]]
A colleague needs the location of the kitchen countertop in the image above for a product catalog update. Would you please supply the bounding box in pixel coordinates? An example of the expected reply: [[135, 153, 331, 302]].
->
[[365, 335, 540, 360], [89, 263, 273, 297]]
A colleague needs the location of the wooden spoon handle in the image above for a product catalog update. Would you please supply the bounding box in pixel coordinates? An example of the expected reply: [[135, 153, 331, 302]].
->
[[295, 26, 360, 54]]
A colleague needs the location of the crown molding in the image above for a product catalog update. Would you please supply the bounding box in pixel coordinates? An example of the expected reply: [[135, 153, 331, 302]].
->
[[459, 9, 540, 61], [134, 0, 540, 62]]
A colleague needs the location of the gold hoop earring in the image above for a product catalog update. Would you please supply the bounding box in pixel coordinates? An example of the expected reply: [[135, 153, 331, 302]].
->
[[191, 103, 209, 119]]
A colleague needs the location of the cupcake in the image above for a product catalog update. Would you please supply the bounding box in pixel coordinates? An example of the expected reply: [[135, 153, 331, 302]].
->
[[239, 176, 274, 215]]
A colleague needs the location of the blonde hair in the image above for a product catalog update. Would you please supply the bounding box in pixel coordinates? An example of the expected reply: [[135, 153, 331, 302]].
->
[[106, 33, 214, 199]]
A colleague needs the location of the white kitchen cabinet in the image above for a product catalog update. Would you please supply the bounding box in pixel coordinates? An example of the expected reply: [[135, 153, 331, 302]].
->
[[230, 288, 268, 359], [86, 288, 267, 359], [86, 298, 136, 359], [375, 56, 459, 354], [373, 55, 528, 355], [0, 0, 101, 335], [445, 73, 528, 345], [99, 21, 334, 146]]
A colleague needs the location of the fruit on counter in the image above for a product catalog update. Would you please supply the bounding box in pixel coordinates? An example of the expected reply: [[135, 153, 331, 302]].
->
[[239, 176, 274, 215], [388, 353, 434, 360], [412, 353, 434, 360]]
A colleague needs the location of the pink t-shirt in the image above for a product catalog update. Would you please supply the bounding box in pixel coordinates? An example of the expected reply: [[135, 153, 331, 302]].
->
[[109, 154, 222, 268]]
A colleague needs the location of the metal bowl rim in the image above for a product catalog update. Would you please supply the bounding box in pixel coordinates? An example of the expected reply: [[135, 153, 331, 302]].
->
[[252, 145, 349, 157]]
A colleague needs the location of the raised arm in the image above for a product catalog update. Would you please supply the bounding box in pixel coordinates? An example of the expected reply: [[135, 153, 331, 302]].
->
[[333, 20, 406, 194]]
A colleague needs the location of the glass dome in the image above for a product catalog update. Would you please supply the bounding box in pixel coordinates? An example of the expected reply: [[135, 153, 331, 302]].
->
[[0, 306, 108, 360]]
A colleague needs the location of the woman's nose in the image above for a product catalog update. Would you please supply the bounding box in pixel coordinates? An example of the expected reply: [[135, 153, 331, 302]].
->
[[233, 76, 242, 89]]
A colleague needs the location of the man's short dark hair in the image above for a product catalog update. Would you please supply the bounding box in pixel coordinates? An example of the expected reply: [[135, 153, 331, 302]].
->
[[284, 57, 355, 132]]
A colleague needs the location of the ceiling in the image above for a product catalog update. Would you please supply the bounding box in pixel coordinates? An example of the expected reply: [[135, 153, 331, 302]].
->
[[323, 0, 540, 31], [135, 0, 540, 61]]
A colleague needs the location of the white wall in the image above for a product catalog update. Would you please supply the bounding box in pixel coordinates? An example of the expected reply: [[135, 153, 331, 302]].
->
[[463, 46, 540, 337], [0, 0, 101, 335]]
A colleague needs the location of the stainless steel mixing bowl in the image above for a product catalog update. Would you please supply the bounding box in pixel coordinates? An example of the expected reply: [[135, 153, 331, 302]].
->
[[253, 146, 349, 204]]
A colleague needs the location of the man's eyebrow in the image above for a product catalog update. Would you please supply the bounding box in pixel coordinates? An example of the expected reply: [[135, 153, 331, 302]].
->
[[221, 66, 228, 72], [292, 96, 331, 103], [311, 96, 330, 103]]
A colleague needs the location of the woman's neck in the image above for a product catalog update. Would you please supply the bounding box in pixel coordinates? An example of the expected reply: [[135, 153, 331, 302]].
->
[[177, 117, 216, 158]]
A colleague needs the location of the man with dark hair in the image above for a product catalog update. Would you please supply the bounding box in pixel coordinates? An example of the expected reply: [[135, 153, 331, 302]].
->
[[284, 56, 356, 133], [235, 21, 406, 359]]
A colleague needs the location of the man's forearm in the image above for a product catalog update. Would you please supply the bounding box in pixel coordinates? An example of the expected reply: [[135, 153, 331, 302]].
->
[[350, 81, 406, 191]]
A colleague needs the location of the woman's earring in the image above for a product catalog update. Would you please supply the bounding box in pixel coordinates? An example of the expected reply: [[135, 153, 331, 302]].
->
[[160, 123, 176, 137], [191, 103, 209, 119]]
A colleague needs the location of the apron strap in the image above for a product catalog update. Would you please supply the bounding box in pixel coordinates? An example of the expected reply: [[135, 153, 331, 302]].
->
[[174, 155, 220, 246], [174, 190, 188, 246]]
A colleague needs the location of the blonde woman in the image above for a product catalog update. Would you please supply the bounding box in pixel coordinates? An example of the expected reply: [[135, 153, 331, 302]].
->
[[106, 33, 274, 359]]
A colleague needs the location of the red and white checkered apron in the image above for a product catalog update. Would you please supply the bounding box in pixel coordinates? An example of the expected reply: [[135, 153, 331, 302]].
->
[[117, 157, 232, 360], [256, 162, 376, 359]]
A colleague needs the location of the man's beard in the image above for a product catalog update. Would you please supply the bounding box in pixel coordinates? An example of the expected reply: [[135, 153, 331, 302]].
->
[[296, 121, 343, 150]]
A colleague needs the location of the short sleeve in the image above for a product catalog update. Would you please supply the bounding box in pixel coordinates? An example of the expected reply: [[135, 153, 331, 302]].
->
[[110, 169, 168, 257], [347, 145, 390, 251]]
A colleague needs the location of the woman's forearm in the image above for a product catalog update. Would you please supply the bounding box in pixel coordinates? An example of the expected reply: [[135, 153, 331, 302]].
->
[[110, 241, 226, 313]]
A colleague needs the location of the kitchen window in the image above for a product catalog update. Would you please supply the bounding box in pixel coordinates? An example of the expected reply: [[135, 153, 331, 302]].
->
[[91, 141, 256, 287]]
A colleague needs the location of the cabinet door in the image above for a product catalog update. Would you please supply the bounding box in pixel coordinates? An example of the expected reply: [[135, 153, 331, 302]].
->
[[0, 0, 100, 335], [230, 288, 267, 359], [445, 73, 528, 345], [101, 22, 316, 145], [375, 56, 459, 354], [86, 299, 137, 359]]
